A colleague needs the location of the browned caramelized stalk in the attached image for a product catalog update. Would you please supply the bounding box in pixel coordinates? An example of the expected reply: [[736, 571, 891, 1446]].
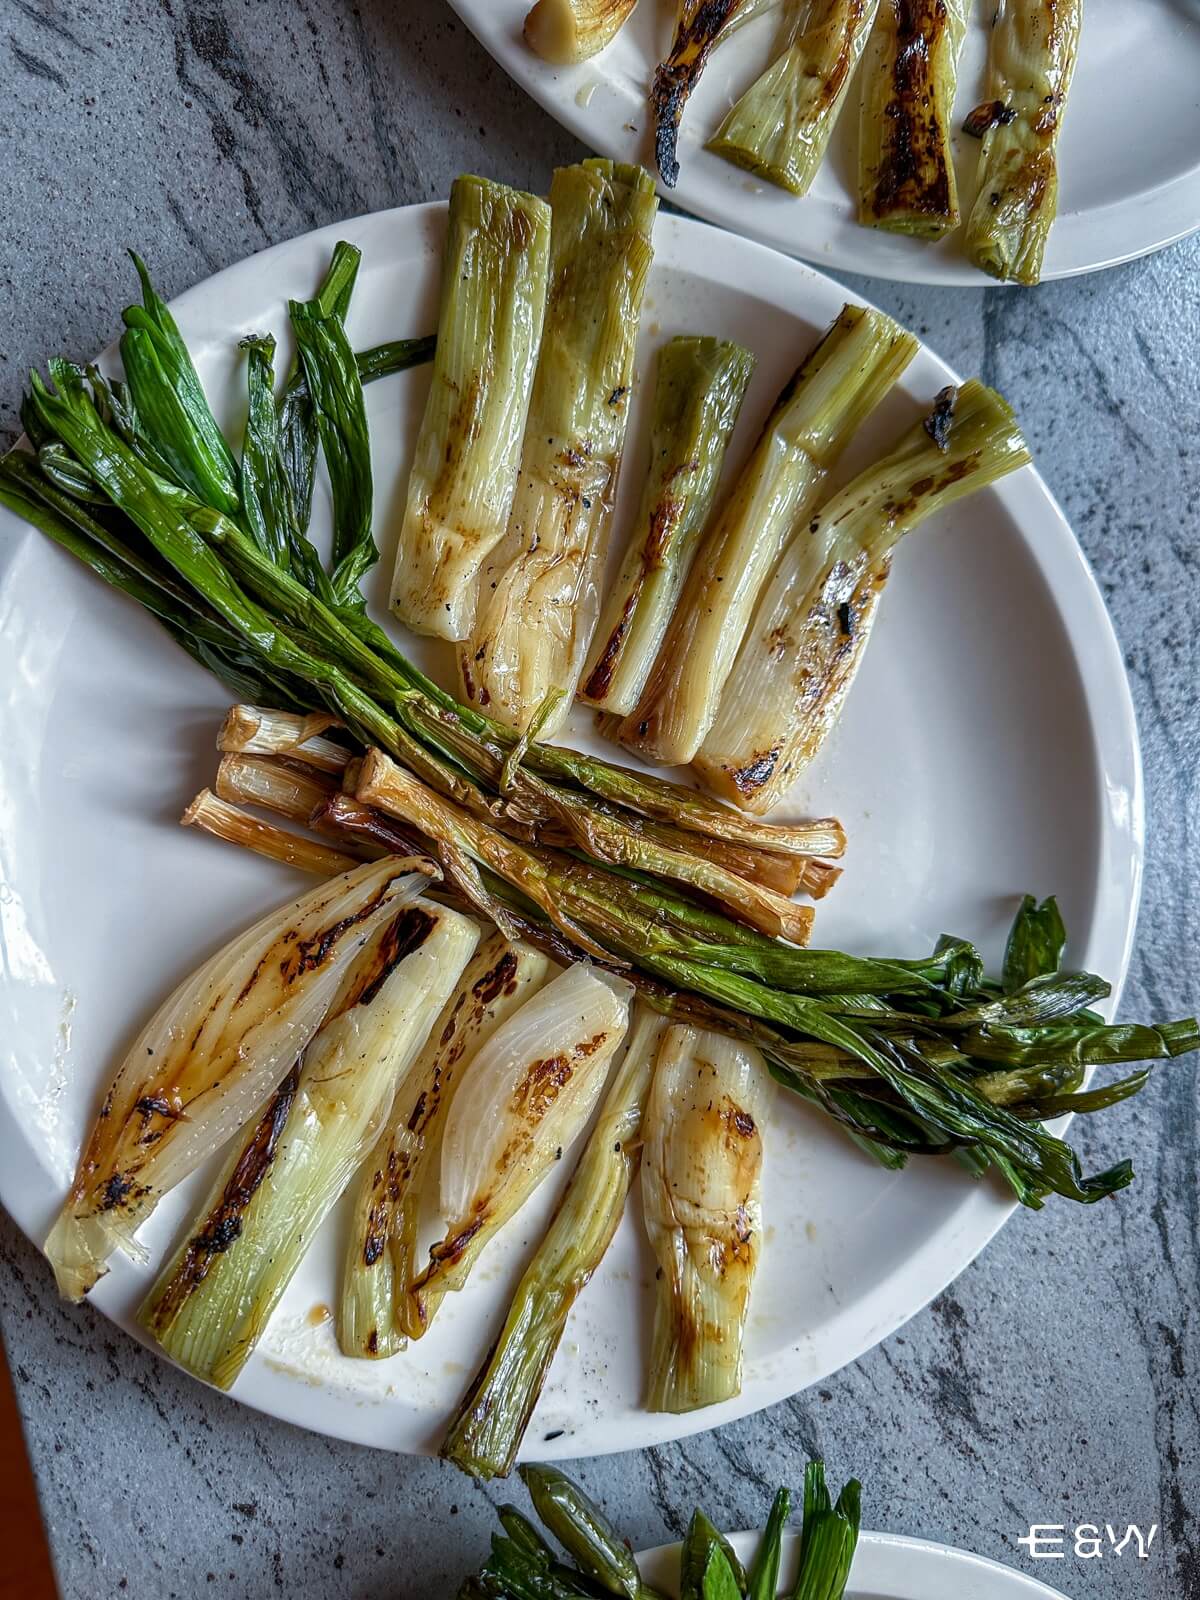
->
[[653, 0, 750, 187], [182, 788, 362, 875]]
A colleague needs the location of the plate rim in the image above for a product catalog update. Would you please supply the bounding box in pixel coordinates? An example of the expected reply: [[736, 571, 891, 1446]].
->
[[446, 0, 1200, 288], [636, 1527, 1074, 1599], [0, 199, 1143, 1457]]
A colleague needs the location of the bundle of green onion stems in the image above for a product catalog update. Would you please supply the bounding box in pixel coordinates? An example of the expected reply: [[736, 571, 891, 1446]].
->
[[2, 165, 1195, 1478], [461, 1459, 859, 1600]]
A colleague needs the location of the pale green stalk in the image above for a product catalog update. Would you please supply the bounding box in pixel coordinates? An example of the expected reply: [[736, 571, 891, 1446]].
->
[[963, 0, 1083, 286], [696, 380, 1030, 812], [579, 336, 755, 715], [391, 177, 551, 640], [709, 0, 881, 195], [459, 160, 657, 736], [618, 305, 915, 766]]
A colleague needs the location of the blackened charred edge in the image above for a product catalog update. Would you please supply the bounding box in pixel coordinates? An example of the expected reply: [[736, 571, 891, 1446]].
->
[[472, 950, 520, 1006], [923, 384, 958, 451], [963, 97, 1017, 138], [652, 0, 743, 186], [143, 1066, 300, 1333], [430, 1214, 484, 1266]]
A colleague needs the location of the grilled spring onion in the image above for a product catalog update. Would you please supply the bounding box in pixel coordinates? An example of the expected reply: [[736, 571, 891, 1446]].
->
[[618, 306, 916, 767], [641, 1023, 771, 1412], [183, 787, 361, 875], [524, 0, 639, 62], [43, 858, 433, 1301], [696, 380, 1031, 812], [407, 963, 633, 1316], [458, 160, 657, 736], [139, 898, 478, 1387], [858, 0, 970, 238], [340, 931, 555, 1357], [709, 0, 882, 196], [216, 703, 350, 773], [653, 0, 751, 187], [963, 0, 1083, 286], [390, 177, 551, 641], [442, 1005, 668, 1477], [579, 336, 755, 715]]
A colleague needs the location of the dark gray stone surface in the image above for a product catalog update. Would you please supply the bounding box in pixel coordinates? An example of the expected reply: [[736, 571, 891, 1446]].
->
[[1, 2, 1196, 1597]]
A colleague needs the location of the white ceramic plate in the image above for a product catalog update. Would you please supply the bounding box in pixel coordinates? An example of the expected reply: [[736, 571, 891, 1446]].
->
[[637, 1529, 1073, 1599], [449, 0, 1200, 286], [0, 203, 1140, 1457]]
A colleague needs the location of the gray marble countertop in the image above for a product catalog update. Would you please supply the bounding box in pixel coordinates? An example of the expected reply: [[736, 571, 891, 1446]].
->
[[2, 3, 1197, 1597]]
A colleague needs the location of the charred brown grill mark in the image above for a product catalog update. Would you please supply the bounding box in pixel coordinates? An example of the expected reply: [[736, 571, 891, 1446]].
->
[[731, 748, 780, 796], [430, 1215, 484, 1266], [143, 1066, 300, 1333], [731, 1109, 756, 1137], [471, 950, 520, 1006], [286, 876, 409, 982], [964, 97, 1017, 138], [100, 1172, 135, 1212], [584, 495, 684, 700], [870, 0, 954, 221], [367, 1329, 379, 1355], [235, 951, 270, 1007], [335, 907, 437, 1013], [134, 1095, 184, 1122], [653, 0, 745, 186]]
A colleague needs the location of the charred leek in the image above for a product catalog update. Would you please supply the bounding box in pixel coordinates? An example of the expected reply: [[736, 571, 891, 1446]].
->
[[579, 336, 755, 714], [524, 0, 638, 62], [442, 1005, 667, 1476], [408, 963, 633, 1312], [696, 381, 1031, 811], [709, 0, 882, 196], [44, 858, 432, 1301], [459, 160, 657, 735], [858, 0, 970, 238], [139, 899, 478, 1388], [641, 1023, 771, 1411], [653, 0, 750, 187], [618, 306, 915, 766], [390, 177, 551, 639], [963, 0, 1083, 286], [340, 931, 555, 1357]]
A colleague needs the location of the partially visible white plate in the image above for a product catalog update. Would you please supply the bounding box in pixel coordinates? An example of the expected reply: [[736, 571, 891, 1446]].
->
[[449, 0, 1200, 286], [637, 1529, 1072, 1599], [0, 203, 1141, 1457]]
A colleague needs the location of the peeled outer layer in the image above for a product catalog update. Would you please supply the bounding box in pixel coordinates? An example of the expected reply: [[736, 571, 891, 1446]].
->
[[340, 932, 556, 1357], [216, 704, 349, 772], [442, 1006, 668, 1477], [617, 305, 915, 768], [579, 336, 755, 715], [524, 0, 639, 63], [44, 858, 434, 1302], [857, 0, 970, 238], [709, 0, 882, 196], [390, 177, 552, 641], [641, 1022, 771, 1412], [696, 379, 1030, 811], [139, 899, 479, 1389], [409, 964, 634, 1307], [458, 160, 657, 737], [963, 0, 1083, 286]]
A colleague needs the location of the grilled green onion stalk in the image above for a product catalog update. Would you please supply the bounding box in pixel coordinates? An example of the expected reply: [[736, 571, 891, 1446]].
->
[[709, 0, 882, 196], [642, 1022, 771, 1412], [579, 336, 755, 715], [408, 963, 633, 1314], [43, 858, 432, 1302], [183, 786, 361, 876], [524, 0, 639, 62], [340, 931, 555, 1358], [653, 0, 751, 187], [391, 177, 551, 641], [858, 0, 970, 238], [217, 703, 350, 772], [618, 306, 915, 767], [459, 160, 657, 737], [442, 1005, 668, 1477], [139, 899, 478, 1388], [696, 380, 1031, 812], [963, 0, 1083, 286]]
